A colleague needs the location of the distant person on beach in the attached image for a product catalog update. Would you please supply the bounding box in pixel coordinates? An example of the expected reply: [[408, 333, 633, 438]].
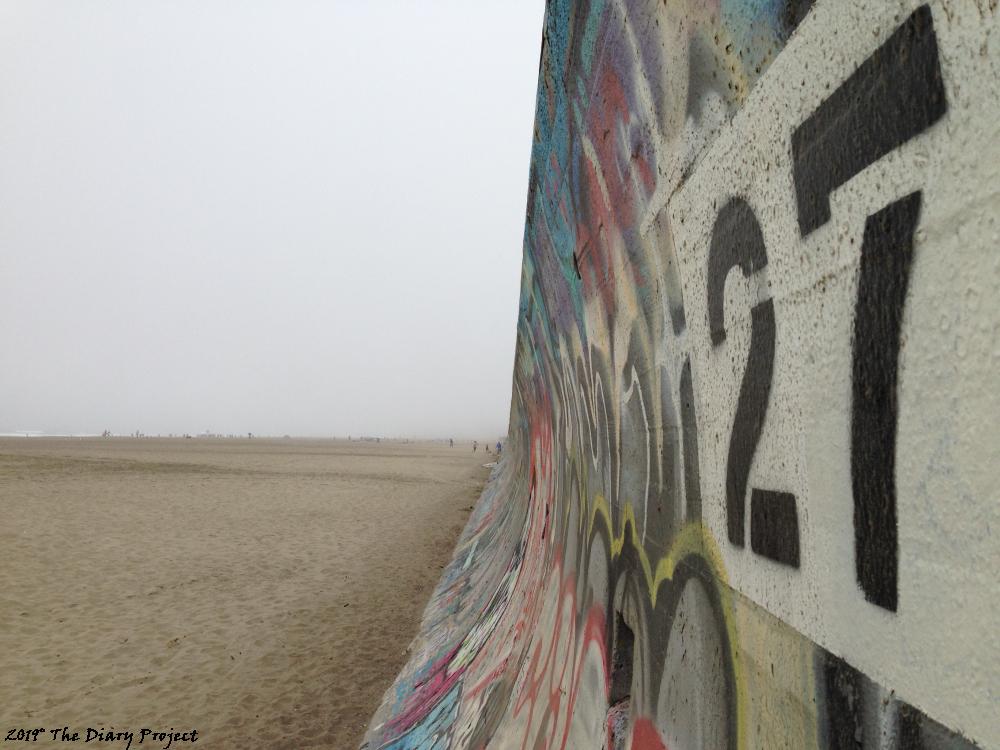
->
[[496, 441, 501, 454], [449, 438, 454, 447], [473, 441, 478, 452]]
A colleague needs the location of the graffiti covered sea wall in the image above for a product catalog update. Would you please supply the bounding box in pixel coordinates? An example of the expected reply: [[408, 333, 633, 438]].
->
[[363, 1, 999, 748]]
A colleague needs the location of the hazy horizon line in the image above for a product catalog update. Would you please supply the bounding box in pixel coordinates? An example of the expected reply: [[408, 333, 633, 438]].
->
[[0, 430, 508, 441]]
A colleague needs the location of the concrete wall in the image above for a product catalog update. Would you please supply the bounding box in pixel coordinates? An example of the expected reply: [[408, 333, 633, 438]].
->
[[363, 1, 999, 748]]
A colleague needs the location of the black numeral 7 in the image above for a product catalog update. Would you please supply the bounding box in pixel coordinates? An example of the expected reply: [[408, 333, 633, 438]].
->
[[792, 4, 946, 611]]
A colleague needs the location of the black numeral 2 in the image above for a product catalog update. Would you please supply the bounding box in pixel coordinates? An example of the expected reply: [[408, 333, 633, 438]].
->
[[792, 5, 946, 610], [708, 198, 800, 568]]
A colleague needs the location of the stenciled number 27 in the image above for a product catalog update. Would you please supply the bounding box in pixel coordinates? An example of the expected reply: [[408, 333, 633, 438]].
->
[[706, 4, 946, 612]]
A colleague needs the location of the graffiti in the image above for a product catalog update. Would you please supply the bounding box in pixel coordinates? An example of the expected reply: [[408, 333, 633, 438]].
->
[[363, 1, 998, 748]]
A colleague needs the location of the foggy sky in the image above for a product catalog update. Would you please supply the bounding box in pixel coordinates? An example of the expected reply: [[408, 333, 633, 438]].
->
[[0, 1, 543, 439]]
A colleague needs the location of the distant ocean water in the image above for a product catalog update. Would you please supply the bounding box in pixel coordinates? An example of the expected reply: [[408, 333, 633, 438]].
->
[[0, 432, 101, 437]]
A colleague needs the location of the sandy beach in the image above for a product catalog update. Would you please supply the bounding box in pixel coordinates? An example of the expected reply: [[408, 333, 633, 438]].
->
[[0, 437, 491, 749]]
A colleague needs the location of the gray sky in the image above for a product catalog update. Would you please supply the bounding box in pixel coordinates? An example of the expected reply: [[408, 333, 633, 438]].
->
[[0, 1, 542, 439]]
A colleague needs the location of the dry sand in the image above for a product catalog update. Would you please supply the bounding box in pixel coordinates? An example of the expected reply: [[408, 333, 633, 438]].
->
[[0, 437, 491, 749]]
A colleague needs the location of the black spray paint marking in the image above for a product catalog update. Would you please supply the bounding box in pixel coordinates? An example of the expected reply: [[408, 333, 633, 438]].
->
[[727, 299, 777, 549], [707, 198, 800, 565], [680, 358, 702, 522], [792, 4, 945, 609], [818, 650, 974, 749], [609, 610, 635, 705], [850, 193, 921, 612], [707, 197, 768, 348], [791, 4, 946, 237], [821, 653, 866, 750], [750, 489, 800, 568]]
